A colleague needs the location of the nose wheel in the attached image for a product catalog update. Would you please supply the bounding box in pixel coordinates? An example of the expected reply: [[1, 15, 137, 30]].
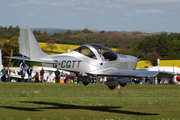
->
[[108, 86, 116, 90], [82, 82, 90, 86], [120, 83, 127, 87]]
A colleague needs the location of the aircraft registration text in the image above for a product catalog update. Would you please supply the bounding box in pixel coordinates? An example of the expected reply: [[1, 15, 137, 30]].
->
[[53, 60, 81, 68]]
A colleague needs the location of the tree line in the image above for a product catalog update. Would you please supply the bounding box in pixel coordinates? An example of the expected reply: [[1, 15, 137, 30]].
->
[[131, 33, 180, 65], [0, 25, 180, 66]]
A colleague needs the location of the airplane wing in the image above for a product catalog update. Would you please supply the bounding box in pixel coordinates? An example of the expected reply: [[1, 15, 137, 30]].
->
[[90, 68, 175, 78], [6, 58, 175, 78], [9, 74, 28, 79]]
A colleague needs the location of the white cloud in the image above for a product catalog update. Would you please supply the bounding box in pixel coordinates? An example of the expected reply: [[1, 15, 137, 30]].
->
[[104, 4, 122, 8], [134, 10, 146, 14], [150, 10, 163, 14], [134, 10, 163, 14], [97, 10, 106, 14], [69, 0, 79, 3], [118, 17, 123, 20], [28, 0, 48, 5], [121, 0, 178, 4], [74, 7, 90, 10], [125, 13, 136, 16], [51, 2, 59, 6], [125, 18, 131, 21]]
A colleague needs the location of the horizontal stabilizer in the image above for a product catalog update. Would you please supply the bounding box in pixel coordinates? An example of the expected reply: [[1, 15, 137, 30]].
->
[[6, 56, 29, 60], [6, 56, 57, 64]]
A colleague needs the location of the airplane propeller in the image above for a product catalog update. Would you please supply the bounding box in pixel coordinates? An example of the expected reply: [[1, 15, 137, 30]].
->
[[137, 48, 148, 59]]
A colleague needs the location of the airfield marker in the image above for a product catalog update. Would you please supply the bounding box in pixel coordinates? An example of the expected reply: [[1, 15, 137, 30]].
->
[[118, 84, 120, 90]]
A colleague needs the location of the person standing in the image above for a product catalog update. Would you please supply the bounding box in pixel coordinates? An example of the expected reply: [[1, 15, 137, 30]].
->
[[0, 71, 2, 82], [64, 73, 68, 83], [55, 69, 60, 83], [33, 72, 39, 82], [1, 67, 7, 82], [20, 67, 26, 82], [6, 67, 11, 82], [40, 68, 45, 83], [27, 67, 33, 82]]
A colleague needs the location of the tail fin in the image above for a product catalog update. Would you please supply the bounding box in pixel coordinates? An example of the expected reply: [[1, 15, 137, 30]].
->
[[19, 23, 47, 59]]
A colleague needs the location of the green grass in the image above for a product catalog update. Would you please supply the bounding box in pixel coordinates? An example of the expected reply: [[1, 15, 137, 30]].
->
[[0, 83, 180, 120]]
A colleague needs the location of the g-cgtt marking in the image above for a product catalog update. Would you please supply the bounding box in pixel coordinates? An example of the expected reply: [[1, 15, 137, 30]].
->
[[53, 60, 81, 68]]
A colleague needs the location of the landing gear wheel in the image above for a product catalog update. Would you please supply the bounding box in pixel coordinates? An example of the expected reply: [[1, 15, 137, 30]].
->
[[108, 86, 116, 90], [120, 83, 127, 87], [82, 82, 89, 86]]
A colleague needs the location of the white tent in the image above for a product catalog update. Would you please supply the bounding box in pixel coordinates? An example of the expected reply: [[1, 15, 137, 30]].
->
[[147, 66, 180, 74], [147, 66, 180, 84]]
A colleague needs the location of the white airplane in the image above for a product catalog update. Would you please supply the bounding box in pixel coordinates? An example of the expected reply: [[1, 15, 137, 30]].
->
[[8, 23, 175, 89]]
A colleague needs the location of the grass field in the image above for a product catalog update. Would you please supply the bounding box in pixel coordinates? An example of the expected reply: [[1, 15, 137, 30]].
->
[[0, 83, 180, 120]]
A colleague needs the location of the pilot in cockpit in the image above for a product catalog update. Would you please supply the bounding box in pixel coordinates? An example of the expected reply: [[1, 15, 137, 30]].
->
[[98, 48, 105, 61]]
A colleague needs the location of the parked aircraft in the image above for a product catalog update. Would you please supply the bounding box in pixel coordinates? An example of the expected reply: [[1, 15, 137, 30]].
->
[[8, 24, 175, 90], [8, 67, 69, 83]]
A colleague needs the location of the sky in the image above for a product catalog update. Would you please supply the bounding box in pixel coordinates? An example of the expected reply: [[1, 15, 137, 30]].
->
[[0, 0, 180, 32]]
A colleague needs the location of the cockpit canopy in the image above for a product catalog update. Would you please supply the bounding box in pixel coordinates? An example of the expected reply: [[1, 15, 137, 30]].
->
[[73, 44, 117, 61]]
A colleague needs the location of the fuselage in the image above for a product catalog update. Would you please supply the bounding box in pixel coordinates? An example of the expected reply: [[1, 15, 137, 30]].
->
[[32, 44, 138, 73]]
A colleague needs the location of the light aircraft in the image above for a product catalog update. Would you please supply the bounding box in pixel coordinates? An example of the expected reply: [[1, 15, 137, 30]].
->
[[8, 23, 175, 90]]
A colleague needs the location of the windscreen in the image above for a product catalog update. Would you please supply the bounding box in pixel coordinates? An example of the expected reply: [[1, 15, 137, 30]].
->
[[73, 46, 97, 60], [90, 44, 118, 61]]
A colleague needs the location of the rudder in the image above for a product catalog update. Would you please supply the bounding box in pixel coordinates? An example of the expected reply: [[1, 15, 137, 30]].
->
[[19, 23, 47, 59]]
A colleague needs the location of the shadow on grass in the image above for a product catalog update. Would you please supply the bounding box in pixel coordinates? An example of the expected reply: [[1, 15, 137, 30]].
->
[[0, 106, 41, 111], [0, 101, 159, 116]]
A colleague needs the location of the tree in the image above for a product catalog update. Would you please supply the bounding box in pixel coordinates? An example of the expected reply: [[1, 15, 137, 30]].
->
[[9, 36, 19, 46], [33, 30, 37, 34], [65, 29, 72, 35], [145, 52, 160, 66], [156, 33, 168, 58], [59, 45, 70, 52], [1, 42, 11, 66], [37, 30, 41, 35], [116, 49, 135, 56], [1, 41, 21, 66], [41, 46, 50, 54], [82, 28, 93, 33], [100, 30, 105, 33], [8, 25, 13, 32], [15, 25, 19, 32], [45, 39, 57, 53], [43, 31, 47, 35]]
